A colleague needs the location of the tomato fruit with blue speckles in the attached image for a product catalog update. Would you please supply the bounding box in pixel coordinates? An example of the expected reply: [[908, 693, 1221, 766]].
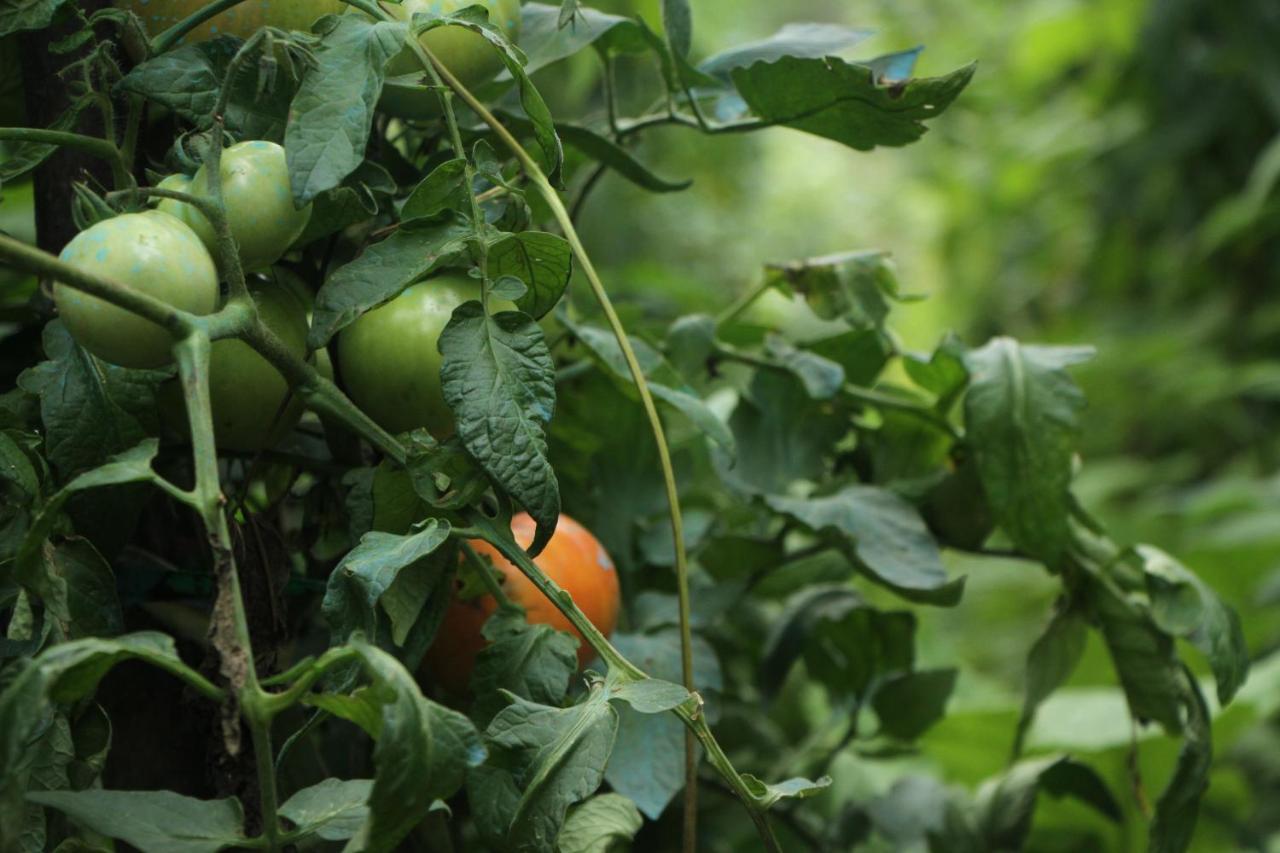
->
[[337, 272, 516, 438], [376, 0, 522, 119], [159, 141, 311, 273], [423, 513, 620, 696], [114, 0, 344, 42], [53, 211, 219, 368]]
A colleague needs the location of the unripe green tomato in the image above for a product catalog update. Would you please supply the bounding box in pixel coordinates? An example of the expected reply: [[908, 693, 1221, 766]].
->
[[114, 0, 344, 42], [376, 0, 521, 119], [337, 272, 516, 437], [53, 211, 219, 369], [162, 283, 310, 451], [159, 141, 311, 273]]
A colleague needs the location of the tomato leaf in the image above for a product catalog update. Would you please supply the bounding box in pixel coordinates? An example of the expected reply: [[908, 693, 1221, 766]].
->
[[278, 778, 372, 844], [871, 668, 957, 740], [321, 519, 452, 645], [1013, 605, 1086, 758], [557, 793, 643, 853], [0, 0, 71, 37], [27, 790, 247, 853], [698, 23, 876, 80], [345, 639, 485, 852], [729, 55, 975, 151], [468, 691, 618, 852], [439, 303, 560, 555], [765, 485, 964, 605], [308, 215, 473, 348], [517, 4, 655, 76], [488, 231, 571, 319], [1149, 675, 1212, 853], [963, 338, 1093, 564], [738, 773, 831, 809], [285, 15, 407, 205], [400, 158, 469, 223], [470, 607, 578, 726], [974, 755, 1121, 849]]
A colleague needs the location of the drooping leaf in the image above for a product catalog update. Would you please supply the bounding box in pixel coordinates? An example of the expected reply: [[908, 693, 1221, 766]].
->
[[439, 303, 560, 554], [1013, 605, 1086, 757], [27, 790, 246, 853], [1149, 673, 1212, 853], [344, 640, 485, 852], [766, 485, 963, 605], [763, 250, 899, 327], [469, 691, 618, 852], [285, 15, 407, 204], [730, 56, 975, 151], [974, 755, 1121, 849], [470, 607, 579, 725], [488, 231, 572, 319], [963, 338, 1094, 563], [871, 668, 957, 740]]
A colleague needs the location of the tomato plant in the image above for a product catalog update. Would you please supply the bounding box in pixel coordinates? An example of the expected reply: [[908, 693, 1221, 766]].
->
[[0, 2, 1259, 853], [52, 210, 219, 367], [338, 271, 516, 437], [426, 512, 620, 695], [159, 140, 311, 273]]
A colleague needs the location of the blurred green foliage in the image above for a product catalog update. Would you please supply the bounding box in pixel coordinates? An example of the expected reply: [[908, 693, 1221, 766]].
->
[[547, 0, 1280, 848]]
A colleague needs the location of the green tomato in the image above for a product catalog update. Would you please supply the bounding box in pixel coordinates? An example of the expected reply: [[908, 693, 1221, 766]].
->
[[159, 141, 311, 273], [376, 0, 521, 119], [162, 282, 310, 451], [53, 211, 219, 369], [114, 0, 344, 42], [338, 272, 516, 437]]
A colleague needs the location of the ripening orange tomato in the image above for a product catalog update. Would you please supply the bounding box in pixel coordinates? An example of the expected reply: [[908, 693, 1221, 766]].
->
[[424, 513, 621, 696]]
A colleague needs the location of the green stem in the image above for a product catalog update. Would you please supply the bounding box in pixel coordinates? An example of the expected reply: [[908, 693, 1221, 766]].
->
[[460, 513, 782, 851], [0, 127, 131, 189], [462, 541, 514, 609], [259, 647, 360, 717], [151, 0, 254, 53], [246, 707, 282, 848], [715, 278, 774, 326]]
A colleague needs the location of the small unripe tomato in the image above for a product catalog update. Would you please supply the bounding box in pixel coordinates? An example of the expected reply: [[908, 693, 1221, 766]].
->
[[160, 280, 310, 451], [336, 272, 516, 437], [159, 141, 311, 273], [424, 513, 621, 696], [53, 211, 219, 369], [375, 0, 521, 119], [114, 0, 344, 43]]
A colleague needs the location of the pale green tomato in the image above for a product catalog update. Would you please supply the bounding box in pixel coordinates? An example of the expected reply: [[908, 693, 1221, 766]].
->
[[337, 272, 516, 437], [160, 141, 311, 273], [53, 211, 219, 368], [162, 283, 310, 451], [114, 0, 344, 42], [376, 0, 521, 119]]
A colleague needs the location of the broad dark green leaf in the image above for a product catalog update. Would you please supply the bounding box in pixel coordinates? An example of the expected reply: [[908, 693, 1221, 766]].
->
[[730, 56, 975, 151], [308, 216, 473, 347], [285, 15, 407, 204], [294, 159, 396, 247], [346, 639, 485, 852], [1013, 605, 1086, 757], [604, 629, 720, 820], [0, 0, 70, 35], [439, 303, 559, 554], [489, 231, 572, 319], [904, 333, 969, 406], [19, 323, 165, 477], [963, 338, 1093, 563], [34, 538, 123, 640], [766, 485, 963, 605], [400, 158, 469, 222], [321, 518, 451, 644], [761, 336, 846, 399], [1135, 545, 1249, 705], [279, 778, 372, 843], [557, 794, 643, 853], [28, 790, 245, 853], [871, 668, 956, 740], [469, 691, 618, 852], [470, 607, 579, 725], [699, 23, 875, 79], [119, 36, 295, 140]]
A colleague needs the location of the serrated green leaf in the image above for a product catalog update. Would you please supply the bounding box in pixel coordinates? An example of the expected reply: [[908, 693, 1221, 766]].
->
[[556, 793, 642, 853], [285, 15, 407, 204], [471, 608, 579, 726], [489, 231, 572, 319], [439, 303, 560, 554], [400, 158, 469, 222]]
